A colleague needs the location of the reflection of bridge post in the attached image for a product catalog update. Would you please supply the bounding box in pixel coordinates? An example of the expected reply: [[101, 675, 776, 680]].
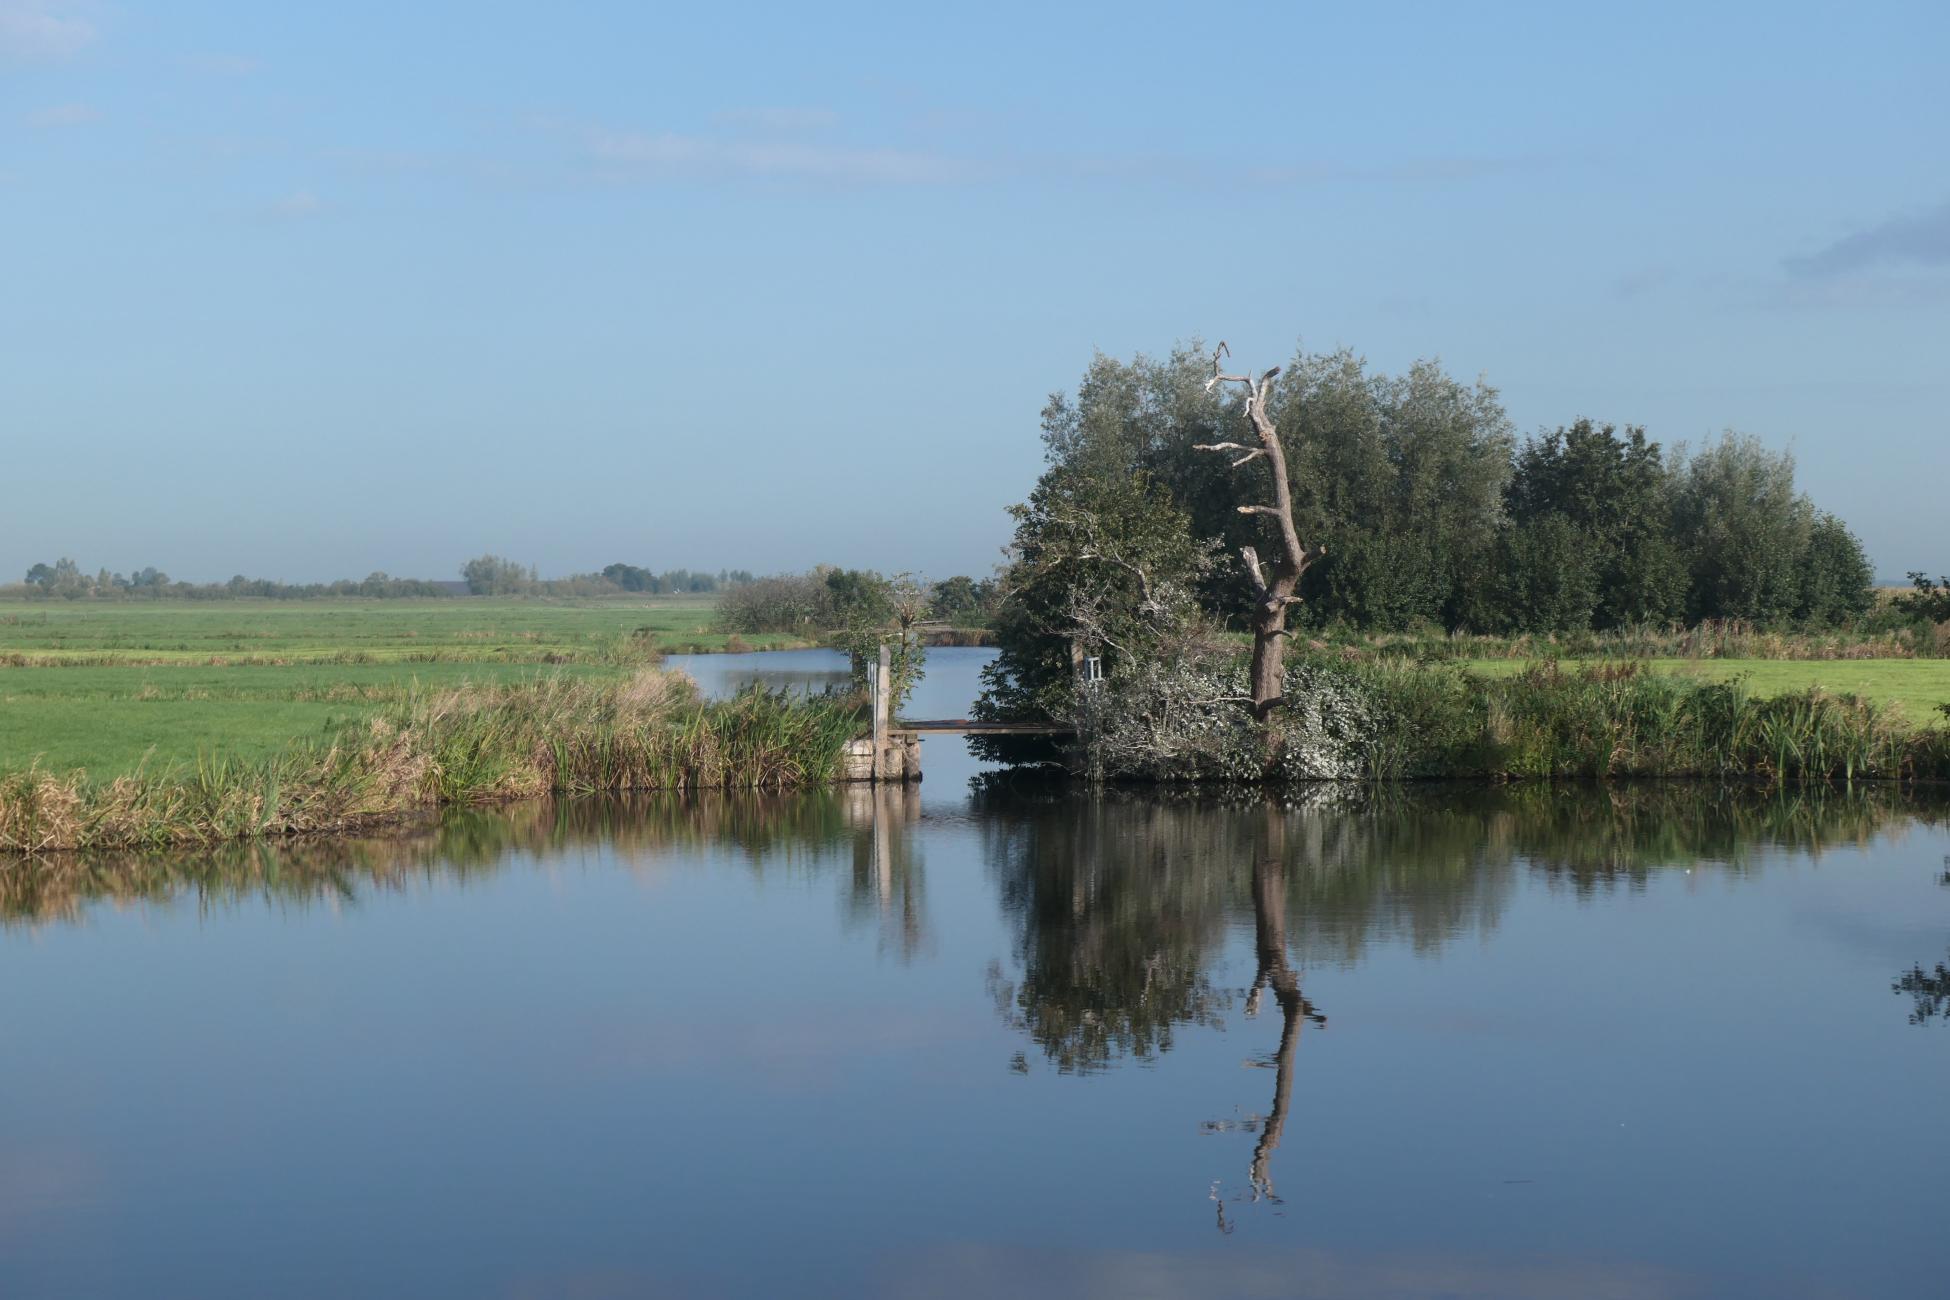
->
[[844, 782, 923, 920]]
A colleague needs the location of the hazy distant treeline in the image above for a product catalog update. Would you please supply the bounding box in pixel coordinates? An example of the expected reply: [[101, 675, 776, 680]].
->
[[715, 567, 998, 635], [4, 555, 757, 601], [457, 555, 754, 598]]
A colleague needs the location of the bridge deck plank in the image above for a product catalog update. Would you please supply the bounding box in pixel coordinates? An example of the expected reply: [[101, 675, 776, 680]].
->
[[893, 720, 1072, 736]]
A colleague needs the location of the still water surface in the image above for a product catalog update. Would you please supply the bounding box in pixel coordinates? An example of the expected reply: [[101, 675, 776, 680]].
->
[[2, 649, 1947, 1298]]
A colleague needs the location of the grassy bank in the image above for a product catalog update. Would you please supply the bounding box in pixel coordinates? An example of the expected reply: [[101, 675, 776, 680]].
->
[[1462, 657, 1950, 724], [1081, 657, 1950, 785], [1251, 618, 1950, 665], [0, 596, 839, 776], [1356, 660, 1950, 782], [0, 670, 861, 855], [0, 660, 630, 774]]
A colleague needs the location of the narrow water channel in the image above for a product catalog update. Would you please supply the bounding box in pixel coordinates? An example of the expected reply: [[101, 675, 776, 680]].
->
[[2, 649, 1945, 1298]]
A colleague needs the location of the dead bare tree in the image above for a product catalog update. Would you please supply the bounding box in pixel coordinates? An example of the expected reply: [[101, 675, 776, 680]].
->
[[1195, 342, 1326, 752]]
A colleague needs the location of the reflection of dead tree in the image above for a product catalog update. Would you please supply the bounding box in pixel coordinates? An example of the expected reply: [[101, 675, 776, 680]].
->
[[1242, 804, 1323, 1201]]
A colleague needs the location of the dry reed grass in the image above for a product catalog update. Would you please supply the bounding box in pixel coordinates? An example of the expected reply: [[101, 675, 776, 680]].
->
[[0, 668, 861, 855]]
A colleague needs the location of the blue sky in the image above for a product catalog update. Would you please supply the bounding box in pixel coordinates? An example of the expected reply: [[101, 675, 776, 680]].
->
[[3, 0, 1945, 583]]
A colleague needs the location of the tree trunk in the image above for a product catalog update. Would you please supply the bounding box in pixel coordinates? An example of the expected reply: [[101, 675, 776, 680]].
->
[[1196, 344, 1323, 767], [1248, 589, 1296, 730]]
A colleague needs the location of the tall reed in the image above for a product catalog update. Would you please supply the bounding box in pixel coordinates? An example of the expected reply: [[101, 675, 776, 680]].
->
[[0, 669, 863, 855]]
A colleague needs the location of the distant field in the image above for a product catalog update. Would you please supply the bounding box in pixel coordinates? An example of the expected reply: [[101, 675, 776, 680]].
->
[[0, 597, 813, 777], [1462, 658, 1950, 724], [0, 596, 802, 665]]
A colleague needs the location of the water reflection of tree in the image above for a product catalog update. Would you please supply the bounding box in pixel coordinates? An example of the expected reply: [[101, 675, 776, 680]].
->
[[1894, 853, 1950, 1026], [983, 795, 1236, 1073], [979, 787, 1521, 1080], [1895, 957, 1950, 1024], [974, 781, 1945, 1219]]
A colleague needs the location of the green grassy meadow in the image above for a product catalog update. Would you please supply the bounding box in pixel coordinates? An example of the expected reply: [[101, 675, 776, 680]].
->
[[7, 596, 1948, 786], [0, 597, 813, 777], [0, 596, 796, 665], [1462, 658, 1950, 724]]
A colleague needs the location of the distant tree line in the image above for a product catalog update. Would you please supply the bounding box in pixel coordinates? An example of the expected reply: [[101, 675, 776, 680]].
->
[[12, 559, 452, 600], [7, 555, 757, 600], [1018, 343, 1881, 638], [714, 566, 997, 710], [715, 567, 998, 636], [458, 555, 754, 597]]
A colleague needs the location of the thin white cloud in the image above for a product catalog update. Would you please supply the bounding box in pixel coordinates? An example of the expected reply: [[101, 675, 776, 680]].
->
[[0, 1, 95, 60], [1056, 151, 1550, 188], [1784, 199, 1950, 277], [264, 189, 323, 220], [26, 102, 100, 128], [712, 107, 840, 132], [1758, 271, 1950, 311], [1611, 266, 1676, 300], [590, 129, 975, 185], [181, 52, 261, 76], [584, 121, 1543, 193]]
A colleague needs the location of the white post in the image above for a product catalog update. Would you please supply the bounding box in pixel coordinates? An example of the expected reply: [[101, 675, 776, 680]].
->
[[873, 641, 892, 748]]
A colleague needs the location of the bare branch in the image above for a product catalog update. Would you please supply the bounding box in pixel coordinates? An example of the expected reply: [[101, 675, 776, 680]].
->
[[1231, 450, 1266, 468], [1192, 442, 1256, 454], [1205, 341, 1231, 391], [1239, 546, 1267, 594], [1236, 505, 1283, 517]]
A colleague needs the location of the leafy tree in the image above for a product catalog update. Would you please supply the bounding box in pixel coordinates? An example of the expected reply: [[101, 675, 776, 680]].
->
[[1894, 573, 1950, 623], [714, 572, 833, 633], [602, 562, 656, 592], [974, 465, 1213, 743], [1275, 353, 1514, 630], [1671, 433, 1813, 624], [824, 568, 894, 627], [1028, 344, 1515, 635], [460, 554, 531, 596], [929, 575, 997, 624], [1490, 514, 1602, 632], [836, 571, 930, 713], [1505, 420, 1686, 626], [1795, 513, 1876, 626]]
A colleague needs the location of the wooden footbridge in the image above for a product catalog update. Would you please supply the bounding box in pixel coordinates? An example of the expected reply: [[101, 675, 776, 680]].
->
[[893, 719, 1071, 736], [844, 645, 1072, 783]]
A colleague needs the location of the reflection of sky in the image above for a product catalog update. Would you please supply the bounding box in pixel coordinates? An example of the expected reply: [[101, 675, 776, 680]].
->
[[0, 651, 1945, 1298], [8, 813, 1942, 1297]]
